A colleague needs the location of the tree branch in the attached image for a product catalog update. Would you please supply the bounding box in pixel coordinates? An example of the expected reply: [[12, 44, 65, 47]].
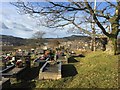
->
[[84, 0, 110, 37]]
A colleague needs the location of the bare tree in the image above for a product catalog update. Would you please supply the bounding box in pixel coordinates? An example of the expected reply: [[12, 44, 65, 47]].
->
[[33, 31, 46, 39], [12, 0, 120, 55], [32, 31, 46, 46]]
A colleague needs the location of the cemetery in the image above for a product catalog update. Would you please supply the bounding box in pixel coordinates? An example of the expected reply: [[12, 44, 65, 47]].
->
[[1, 35, 119, 89], [1, 1, 120, 89], [1, 46, 75, 89]]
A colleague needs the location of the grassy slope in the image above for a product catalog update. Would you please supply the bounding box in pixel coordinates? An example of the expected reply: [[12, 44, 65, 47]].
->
[[35, 51, 119, 88]]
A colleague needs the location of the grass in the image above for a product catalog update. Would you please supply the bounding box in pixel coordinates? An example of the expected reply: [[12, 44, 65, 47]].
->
[[34, 51, 119, 88]]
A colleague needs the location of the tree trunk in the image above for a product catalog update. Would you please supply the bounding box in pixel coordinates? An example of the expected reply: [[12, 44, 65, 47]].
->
[[91, 37, 96, 51], [106, 37, 117, 55], [102, 44, 106, 51], [111, 38, 117, 55]]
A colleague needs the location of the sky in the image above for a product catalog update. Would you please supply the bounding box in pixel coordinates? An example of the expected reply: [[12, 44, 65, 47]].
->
[[0, 2, 82, 38], [0, 2, 119, 38]]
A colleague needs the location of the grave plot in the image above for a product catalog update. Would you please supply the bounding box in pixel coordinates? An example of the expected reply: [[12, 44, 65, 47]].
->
[[38, 50, 70, 80], [1, 64, 15, 73], [2, 58, 28, 78], [39, 61, 62, 80], [2, 66, 26, 78], [33, 57, 49, 67]]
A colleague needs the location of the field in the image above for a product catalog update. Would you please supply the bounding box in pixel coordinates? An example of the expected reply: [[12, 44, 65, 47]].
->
[[34, 51, 119, 88]]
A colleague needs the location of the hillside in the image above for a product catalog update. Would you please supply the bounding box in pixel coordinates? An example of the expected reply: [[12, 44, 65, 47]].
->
[[64, 35, 91, 41], [1, 35, 46, 46], [35, 51, 118, 88], [1, 35, 91, 46], [10, 51, 118, 88], [1, 35, 120, 47], [1, 35, 26, 46]]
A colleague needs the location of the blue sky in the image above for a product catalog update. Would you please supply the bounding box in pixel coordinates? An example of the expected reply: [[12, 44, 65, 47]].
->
[[1, 2, 81, 38], [0, 2, 119, 38]]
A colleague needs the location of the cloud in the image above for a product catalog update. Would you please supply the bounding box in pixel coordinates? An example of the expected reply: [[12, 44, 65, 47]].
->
[[1, 2, 81, 38], [12, 22, 33, 32], [2, 22, 9, 29]]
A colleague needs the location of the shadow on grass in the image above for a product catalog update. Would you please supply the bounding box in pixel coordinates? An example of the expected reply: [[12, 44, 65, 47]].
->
[[62, 64, 78, 78], [68, 54, 85, 63], [10, 81, 36, 89], [73, 54, 85, 58], [68, 56, 79, 63]]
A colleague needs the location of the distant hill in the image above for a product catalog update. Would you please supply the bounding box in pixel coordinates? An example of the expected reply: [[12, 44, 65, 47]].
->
[[1, 34, 119, 46], [63, 35, 91, 41], [1, 35, 26, 46], [1, 35, 47, 46]]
